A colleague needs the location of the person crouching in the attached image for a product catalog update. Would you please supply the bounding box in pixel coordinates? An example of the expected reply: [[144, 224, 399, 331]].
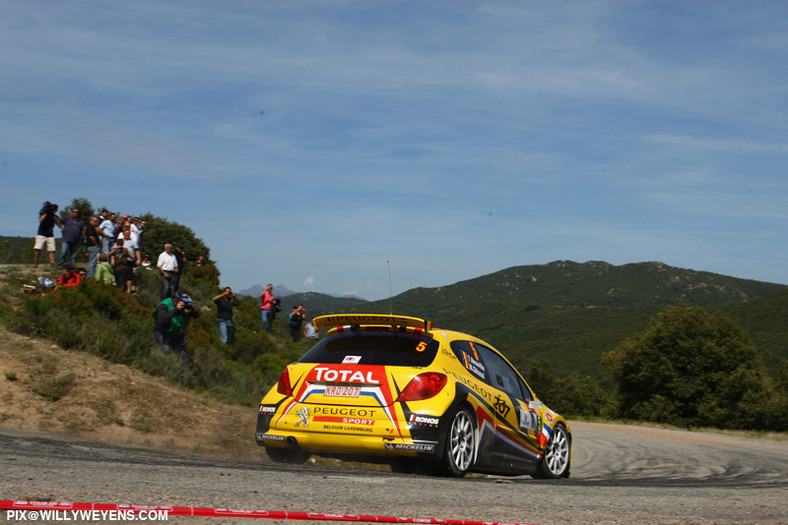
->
[[153, 292, 199, 358]]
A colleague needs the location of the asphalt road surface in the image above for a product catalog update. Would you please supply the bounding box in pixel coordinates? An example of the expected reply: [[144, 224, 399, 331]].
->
[[1, 422, 786, 525]]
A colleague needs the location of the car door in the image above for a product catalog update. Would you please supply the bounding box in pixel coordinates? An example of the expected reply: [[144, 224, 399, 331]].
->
[[473, 343, 541, 471]]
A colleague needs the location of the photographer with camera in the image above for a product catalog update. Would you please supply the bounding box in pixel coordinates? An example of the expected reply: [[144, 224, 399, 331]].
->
[[212, 286, 240, 344], [34, 201, 63, 268], [153, 291, 199, 358]]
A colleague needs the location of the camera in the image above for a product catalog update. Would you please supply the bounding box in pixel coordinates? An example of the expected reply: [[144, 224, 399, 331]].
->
[[40, 201, 57, 215]]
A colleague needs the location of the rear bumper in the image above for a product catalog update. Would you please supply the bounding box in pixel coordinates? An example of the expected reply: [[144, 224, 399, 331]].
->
[[257, 428, 439, 456], [256, 402, 442, 457]]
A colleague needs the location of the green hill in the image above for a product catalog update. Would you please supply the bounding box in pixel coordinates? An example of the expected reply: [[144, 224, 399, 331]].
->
[[338, 260, 787, 380], [278, 291, 367, 318]]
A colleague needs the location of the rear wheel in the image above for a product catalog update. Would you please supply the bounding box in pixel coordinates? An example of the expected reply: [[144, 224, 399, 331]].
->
[[534, 424, 570, 478], [265, 446, 311, 465], [441, 406, 476, 477]]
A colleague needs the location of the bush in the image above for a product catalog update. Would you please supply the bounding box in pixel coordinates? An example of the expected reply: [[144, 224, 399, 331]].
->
[[602, 306, 783, 430]]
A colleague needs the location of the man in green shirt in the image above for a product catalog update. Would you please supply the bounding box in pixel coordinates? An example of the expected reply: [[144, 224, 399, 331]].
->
[[153, 292, 200, 358]]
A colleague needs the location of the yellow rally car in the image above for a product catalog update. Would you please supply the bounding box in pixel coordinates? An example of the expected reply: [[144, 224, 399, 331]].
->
[[256, 314, 572, 478]]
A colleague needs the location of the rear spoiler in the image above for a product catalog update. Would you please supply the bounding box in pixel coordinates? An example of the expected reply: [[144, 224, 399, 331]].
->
[[313, 314, 433, 332]]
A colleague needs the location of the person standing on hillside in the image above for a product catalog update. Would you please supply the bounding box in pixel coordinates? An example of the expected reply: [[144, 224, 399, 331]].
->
[[99, 212, 117, 254], [260, 283, 276, 334], [84, 216, 101, 278], [34, 201, 62, 268], [288, 304, 305, 342], [57, 207, 84, 267], [110, 238, 136, 293], [172, 244, 186, 294], [157, 243, 179, 298], [153, 292, 199, 358], [213, 286, 240, 344]]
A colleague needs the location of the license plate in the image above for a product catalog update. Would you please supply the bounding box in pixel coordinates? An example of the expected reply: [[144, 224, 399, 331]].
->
[[324, 385, 361, 398]]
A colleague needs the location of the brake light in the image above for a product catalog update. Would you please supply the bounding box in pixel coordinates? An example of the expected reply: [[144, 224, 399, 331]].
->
[[397, 372, 447, 402], [277, 368, 293, 397]]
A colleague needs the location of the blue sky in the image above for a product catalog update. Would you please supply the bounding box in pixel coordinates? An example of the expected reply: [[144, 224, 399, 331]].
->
[[2, 1, 787, 300]]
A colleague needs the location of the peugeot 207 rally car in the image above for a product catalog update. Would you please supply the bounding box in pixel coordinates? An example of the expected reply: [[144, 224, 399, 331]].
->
[[256, 314, 571, 478]]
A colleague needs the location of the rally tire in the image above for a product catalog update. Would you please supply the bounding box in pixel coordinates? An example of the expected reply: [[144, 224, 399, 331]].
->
[[265, 446, 311, 465], [441, 405, 476, 477], [535, 423, 570, 479]]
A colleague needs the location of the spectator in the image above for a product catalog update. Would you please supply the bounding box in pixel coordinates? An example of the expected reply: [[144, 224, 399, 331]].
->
[[157, 243, 179, 298], [84, 216, 101, 278], [99, 212, 117, 254], [110, 238, 135, 293], [77, 268, 87, 281], [153, 291, 199, 358], [140, 254, 152, 270], [117, 229, 141, 266], [94, 253, 116, 285], [303, 318, 319, 340], [212, 286, 239, 344], [172, 244, 186, 293], [57, 207, 84, 267], [130, 217, 144, 247], [54, 263, 81, 290], [260, 283, 275, 334], [34, 201, 62, 268], [289, 305, 305, 342]]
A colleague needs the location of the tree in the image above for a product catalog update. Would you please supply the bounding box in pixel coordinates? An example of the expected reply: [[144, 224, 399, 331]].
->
[[524, 360, 614, 418], [62, 197, 95, 226], [602, 306, 773, 429]]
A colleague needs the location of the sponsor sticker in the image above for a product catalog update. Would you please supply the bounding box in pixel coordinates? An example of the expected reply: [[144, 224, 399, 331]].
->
[[342, 355, 362, 364], [408, 414, 440, 427], [384, 442, 436, 452], [315, 416, 375, 426], [256, 432, 285, 442], [311, 366, 380, 384], [259, 405, 277, 414]]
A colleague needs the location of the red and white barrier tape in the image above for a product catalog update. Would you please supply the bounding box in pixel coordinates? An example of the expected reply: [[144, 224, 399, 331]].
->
[[1, 500, 537, 525]]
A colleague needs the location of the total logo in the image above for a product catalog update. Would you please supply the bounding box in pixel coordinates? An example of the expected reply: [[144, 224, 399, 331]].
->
[[311, 366, 380, 384], [409, 414, 440, 427]]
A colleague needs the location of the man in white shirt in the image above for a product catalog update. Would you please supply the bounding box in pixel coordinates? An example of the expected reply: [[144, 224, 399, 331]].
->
[[130, 217, 144, 247], [157, 243, 179, 298]]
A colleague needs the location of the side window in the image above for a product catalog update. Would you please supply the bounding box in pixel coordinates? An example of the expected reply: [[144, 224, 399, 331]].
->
[[475, 344, 526, 400], [449, 340, 488, 382], [518, 377, 534, 402]]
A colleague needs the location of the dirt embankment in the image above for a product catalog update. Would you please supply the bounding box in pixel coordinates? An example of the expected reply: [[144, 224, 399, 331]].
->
[[0, 263, 265, 459], [0, 322, 263, 458]]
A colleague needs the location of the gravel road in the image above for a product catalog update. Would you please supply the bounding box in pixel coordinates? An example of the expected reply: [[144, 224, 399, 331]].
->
[[1, 422, 786, 525]]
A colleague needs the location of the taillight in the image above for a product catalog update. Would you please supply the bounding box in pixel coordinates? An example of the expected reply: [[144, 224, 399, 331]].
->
[[397, 372, 447, 402], [277, 368, 293, 397]]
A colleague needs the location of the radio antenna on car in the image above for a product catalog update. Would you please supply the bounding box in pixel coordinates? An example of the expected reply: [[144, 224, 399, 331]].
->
[[387, 259, 393, 314]]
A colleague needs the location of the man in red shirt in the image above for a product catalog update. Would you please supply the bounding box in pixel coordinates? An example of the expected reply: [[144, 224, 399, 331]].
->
[[55, 264, 81, 290]]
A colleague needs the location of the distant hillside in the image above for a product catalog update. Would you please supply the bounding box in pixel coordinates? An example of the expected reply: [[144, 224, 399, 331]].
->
[[237, 284, 296, 298], [278, 292, 367, 318], [342, 261, 788, 380]]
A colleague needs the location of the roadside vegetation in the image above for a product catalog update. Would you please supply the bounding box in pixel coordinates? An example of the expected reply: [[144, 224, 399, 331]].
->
[[1, 197, 786, 431]]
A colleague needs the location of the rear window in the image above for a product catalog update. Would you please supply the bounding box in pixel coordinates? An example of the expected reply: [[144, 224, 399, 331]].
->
[[299, 331, 439, 367]]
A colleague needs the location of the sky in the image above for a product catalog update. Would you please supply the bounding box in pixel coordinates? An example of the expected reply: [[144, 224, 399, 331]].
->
[[2, 1, 787, 301]]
